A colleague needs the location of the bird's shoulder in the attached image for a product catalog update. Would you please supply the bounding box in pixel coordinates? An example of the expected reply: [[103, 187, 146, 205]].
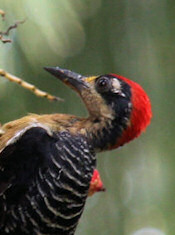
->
[[0, 113, 82, 152]]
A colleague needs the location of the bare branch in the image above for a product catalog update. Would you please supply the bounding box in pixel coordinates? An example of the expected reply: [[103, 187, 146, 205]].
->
[[0, 35, 12, 43], [0, 18, 25, 43], [0, 19, 26, 36], [0, 69, 63, 102], [0, 12, 61, 102]]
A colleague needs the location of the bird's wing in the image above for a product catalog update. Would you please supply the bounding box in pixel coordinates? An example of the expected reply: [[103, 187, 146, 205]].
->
[[0, 123, 95, 233], [0, 126, 57, 202]]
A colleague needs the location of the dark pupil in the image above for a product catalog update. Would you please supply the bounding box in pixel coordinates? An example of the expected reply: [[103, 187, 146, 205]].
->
[[98, 79, 107, 87], [96, 77, 110, 93]]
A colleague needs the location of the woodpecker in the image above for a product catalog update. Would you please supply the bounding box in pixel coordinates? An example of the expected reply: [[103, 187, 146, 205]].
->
[[0, 67, 152, 235]]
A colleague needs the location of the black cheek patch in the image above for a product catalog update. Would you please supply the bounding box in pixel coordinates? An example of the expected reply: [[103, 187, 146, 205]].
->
[[91, 78, 132, 150]]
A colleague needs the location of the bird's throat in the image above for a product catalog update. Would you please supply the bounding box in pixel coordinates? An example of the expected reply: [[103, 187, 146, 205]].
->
[[78, 115, 129, 152]]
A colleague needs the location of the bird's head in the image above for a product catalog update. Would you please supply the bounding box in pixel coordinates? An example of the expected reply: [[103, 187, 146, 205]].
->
[[44, 67, 152, 150]]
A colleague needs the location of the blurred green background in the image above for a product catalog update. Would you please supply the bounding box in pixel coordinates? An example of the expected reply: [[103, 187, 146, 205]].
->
[[0, 1, 174, 235]]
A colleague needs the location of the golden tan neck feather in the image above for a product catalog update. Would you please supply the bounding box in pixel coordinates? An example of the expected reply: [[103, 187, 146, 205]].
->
[[0, 75, 116, 152], [81, 76, 114, 119], [0, 112, 113, 152], [0, 114, 79, 151]]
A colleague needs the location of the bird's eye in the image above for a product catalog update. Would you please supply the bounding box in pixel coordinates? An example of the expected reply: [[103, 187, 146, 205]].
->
[[95, 77, 111, 93]]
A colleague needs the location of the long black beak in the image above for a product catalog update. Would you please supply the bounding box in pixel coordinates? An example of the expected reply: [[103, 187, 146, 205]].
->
[[44, 67, 89, 92]]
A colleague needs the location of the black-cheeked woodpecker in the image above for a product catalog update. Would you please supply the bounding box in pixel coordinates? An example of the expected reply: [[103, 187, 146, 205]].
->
[[0, 67, 152, 234]]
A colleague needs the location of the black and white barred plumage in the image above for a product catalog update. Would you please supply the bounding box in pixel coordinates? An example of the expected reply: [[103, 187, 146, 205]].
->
[[0, 127, 96, 234]]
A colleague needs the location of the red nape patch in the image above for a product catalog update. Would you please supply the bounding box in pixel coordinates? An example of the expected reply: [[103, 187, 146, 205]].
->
[[111, 74, 152, 148]]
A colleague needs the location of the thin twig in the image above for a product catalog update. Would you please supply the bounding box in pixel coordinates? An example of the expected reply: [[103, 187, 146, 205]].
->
[[0, 69, 63, 102], [0, 19, 26, 36], [0, 19, 25, 43], [0, 35, 12, 43]]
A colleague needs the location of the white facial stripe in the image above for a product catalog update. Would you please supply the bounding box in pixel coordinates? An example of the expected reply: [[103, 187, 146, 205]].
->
[[112, 78, 121, 93], [112, 78, 126, 97]]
